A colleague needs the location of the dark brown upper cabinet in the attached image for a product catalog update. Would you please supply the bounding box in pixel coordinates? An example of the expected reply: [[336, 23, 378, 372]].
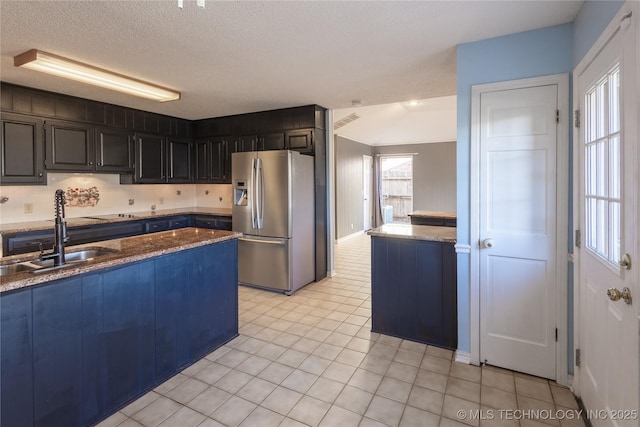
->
[[134, 133, 166, 183], [194, 139, 210, 183], [194, 137, 229, 184], [95, 127, 134, 173], [0, 113, 45, 185], [45, 120, 95, 171], [238, 135, 257, 152], [168, 138, 192, 183], [285, 128, 313, 153], [258, 132, 285, 151], [210, 137, 228, 183]]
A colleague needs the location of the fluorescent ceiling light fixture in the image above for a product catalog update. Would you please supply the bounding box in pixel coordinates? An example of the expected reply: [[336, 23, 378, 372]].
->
[[14, 49, 180, 102]]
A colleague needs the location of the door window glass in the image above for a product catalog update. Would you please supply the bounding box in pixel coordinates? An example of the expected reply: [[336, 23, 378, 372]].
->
[[585, 65, 621, 267]]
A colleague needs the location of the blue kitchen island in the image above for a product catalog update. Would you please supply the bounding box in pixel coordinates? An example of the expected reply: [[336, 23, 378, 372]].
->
[[0, 228, 239, 427], [369, 224, 457, 350]]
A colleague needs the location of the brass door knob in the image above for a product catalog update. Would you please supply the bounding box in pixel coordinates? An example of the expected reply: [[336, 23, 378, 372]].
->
[[607, 287, 632, 305]]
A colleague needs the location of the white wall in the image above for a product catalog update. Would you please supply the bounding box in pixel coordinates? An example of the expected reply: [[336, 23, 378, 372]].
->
[[0, 173, 232, 223]]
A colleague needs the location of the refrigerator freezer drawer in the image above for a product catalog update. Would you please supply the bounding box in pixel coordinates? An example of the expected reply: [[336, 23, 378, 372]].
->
[[238, 236, 290, 292]]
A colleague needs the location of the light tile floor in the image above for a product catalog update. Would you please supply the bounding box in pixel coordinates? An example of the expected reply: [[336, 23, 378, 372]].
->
[[97, 234, 583, 427]]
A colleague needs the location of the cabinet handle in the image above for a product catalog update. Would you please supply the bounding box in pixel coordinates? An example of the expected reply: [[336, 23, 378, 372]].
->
[[89, 161, 94, 165], [97, 162, 102, 166], [38, 172, 43, 177]]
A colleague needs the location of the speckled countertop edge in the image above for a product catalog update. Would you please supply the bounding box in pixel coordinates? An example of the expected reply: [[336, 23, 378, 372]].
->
[[0, 228, 241, 294], [368, 224, 456, 243], [407, 210, 457, 219], [0, 207, 232, 234]]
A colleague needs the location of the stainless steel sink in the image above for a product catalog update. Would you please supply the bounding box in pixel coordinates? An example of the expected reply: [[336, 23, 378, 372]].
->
[[0, 263, 39, 276], [67, 247, 119, 261], [30, 247, 119, 268], [1, 247, 120, 276]]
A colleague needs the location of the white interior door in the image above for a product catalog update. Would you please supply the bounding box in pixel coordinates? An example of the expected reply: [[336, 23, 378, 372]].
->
[[479, 84, 558, 379], [363, 155, 373, 230], [575, 7, 638, 426]]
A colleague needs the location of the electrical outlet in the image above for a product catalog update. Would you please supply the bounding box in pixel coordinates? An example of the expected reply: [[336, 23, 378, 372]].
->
[[351, 223, 354, 229], [24, 203, 33, 213], [159, 197, 164, 204]]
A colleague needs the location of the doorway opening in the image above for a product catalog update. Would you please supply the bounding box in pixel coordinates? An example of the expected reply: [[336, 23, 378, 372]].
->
[[380, 155, 413, 224]]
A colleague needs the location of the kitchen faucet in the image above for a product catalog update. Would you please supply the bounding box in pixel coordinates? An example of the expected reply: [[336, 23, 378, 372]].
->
[[40, 189, 69, 266]]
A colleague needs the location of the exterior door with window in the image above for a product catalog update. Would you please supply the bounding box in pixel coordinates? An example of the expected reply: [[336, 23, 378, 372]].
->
[[576, 7, 638, 425]]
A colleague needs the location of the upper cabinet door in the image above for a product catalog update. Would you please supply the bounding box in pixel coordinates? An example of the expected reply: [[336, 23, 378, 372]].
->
[[168, 138, 192, 183], [239, 134, 258, 152], [45, 120, 95, 171], [210, 137, 227, 183], [135, 133, 166, 183], [0, 113, 45, 185], [285, 128, 313, 153], [260, 132, 285, 151], [194, 140, 210, 183], [96, 127, 134, 173]]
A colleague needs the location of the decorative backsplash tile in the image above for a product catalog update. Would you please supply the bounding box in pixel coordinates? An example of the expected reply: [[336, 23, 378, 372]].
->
[[66, 186, 100, 207]]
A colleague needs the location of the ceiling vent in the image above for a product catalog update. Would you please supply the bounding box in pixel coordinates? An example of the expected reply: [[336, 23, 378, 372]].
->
[[334, 113, 360, 130]]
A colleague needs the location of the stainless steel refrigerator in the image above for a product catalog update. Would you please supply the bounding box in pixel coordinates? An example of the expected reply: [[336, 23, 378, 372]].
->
[[232, 150, 315, 294]]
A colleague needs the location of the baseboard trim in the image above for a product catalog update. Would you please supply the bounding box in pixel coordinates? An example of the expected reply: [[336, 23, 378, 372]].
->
[[455, 351, 472, 364], [336, 230, 365, 244]]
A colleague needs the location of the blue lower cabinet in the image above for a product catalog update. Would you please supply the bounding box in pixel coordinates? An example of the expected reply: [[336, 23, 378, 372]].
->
[[371, 237, 457, 349], [203, 241, 238, 349], [155, 253, 190, 381], [0, 240, 238, 427], [32, 277, 84, 427], [102, 262, 156, 411], [81, 272, 105, 426], [1, 290, 34, 427]]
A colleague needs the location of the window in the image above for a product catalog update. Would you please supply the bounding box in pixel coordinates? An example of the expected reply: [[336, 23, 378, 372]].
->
[[380, 155, 413, 223], [585, 65, 621, 268]]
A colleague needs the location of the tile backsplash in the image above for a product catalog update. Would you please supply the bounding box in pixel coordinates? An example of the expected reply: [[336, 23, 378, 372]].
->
[[0, 173, 232, 223]]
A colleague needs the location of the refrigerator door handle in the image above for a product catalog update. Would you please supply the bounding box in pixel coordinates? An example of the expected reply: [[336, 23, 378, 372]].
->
[[239, 237, 285, 246], [250, 158, 257, 229], [256, 157, 265, 229]]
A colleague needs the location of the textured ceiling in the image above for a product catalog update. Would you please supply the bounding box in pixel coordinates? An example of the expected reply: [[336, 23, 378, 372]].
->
[[0, 1, 583, 120]]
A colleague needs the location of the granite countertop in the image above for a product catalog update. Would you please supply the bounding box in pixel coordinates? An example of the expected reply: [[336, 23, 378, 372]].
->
[[0, 207, 232, 234], [368, 224, 456, 243], [0, 227, 241, 293], [407, 210, 457, 219]]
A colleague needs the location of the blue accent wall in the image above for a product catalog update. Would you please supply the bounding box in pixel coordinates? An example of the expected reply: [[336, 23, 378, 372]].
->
[[573, 1, 624, 66], [455, 0, 626, 376]]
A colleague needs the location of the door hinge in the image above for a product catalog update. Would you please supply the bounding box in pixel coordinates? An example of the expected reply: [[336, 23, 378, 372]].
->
[[575, 229, 581, 248], [574, 109, 581, 128], [556, 110, 560, 124], [555, 328, 558, 342], [575, 348, 581, 367]]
